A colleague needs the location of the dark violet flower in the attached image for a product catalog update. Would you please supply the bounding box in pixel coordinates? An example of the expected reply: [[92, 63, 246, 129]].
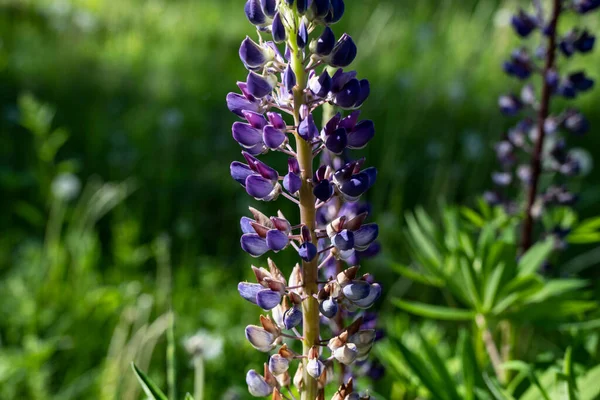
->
[[298, 114, 318, 141], [231, 152, 281, 201], [272, 12, 287, 43], [511, 9, 537, 37], [297, 19, 309, 48], [503, 48, 534, 80], [283, 306, 303, 329], [283, 157, 302, 194], [297, 0, 309, 14], [311, 0, 331, 19], [567, 71, 595, 92], [260, 0, 277, 17], [325, 0, 345, 24], [498, 94, 523, 116], [247, 71, 276, 98], [299, 242, 318, 261], [239, 37, 274, 69], [574, 0, 600, 14], [328, 34, 357, 68], [309, 70, 332, 98], [283, 64, 296, 93], [574, 30, 595, 53], [245, 0, 268, 26], [313, 26, 336, 56]]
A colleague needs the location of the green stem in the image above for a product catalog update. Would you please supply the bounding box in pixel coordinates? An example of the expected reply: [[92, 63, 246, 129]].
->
[[289, 10, 319, 400], [193, 356, 204, 400]]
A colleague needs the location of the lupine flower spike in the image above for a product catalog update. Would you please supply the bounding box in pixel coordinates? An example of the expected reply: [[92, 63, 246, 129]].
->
[[227, 0, 379, 398], [486, 0, 598, 259]]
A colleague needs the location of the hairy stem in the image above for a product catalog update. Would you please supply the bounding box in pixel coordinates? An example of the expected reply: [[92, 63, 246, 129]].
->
[[289, 11, 319, 400], [476, 315, 506, 384], [520, 0, 562, 252]]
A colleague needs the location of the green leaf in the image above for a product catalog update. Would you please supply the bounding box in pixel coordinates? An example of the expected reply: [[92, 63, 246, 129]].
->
[[131, 362, 168, 400], [458, 330, 477, 400], [416, 331, 462, 400], [567, 232, 600, 244], [391, 263, 445, 287], [577, 364, 600, 400], [501, 361, 551, 400], [483, 262, 505, 312], [483, 373, 515, 400], [393, 299, 476, 321], [461, 206, 485, 227], [406, 213, 442, 269], [518, 239, 554, 276], [559, 318, 600, 331], [392, 337, 451, 400], [184, 394, 194, 400], [573, 216, 600, 233], [524, 279, 588, 304], [562, 347, 577, 400], [459, 257, 481, 309]]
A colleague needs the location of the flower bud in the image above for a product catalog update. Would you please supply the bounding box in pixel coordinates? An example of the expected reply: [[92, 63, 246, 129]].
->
[[260, 0, 277, 17], [312, 26, 336, 56], [272, 12, 287, 43], [342, 280, 371, 301], [297, 18, 309, 48], [319, 297, 338, 318], [511, 10, 537, 38], [298, 242, 318, 261], [309, 70, 332, 98], [269, 354, 290, 375], [311, 0, 331, 19], [283, 64, 296, 93], [498, 94, 523, 116], [333, 343, 358, 365], [246, 369, 273, 397], [298, 114, 318, 141], [283, 305, 302, 329], [247, 72, 277, 98], [328, 34, 357, 67], [240, 37, 274, 69], [245, 0, 268, 26], [246, 325, 278, 352], [352, 283, 381, 308], [324, 0, 345, 24]]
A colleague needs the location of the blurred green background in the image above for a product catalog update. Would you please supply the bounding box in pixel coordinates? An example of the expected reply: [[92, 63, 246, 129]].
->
[[1, 0, 599, 399]]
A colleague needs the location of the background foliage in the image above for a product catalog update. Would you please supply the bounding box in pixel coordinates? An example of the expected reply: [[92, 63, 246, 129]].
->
[[0, 0, 599, 399]]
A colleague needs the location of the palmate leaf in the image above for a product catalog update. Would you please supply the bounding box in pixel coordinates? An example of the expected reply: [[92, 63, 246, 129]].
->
[[391, 336, 454, 400], [517, 238, 554, 276], [131, 362, 168, 400], [393, 299, 476, 321]]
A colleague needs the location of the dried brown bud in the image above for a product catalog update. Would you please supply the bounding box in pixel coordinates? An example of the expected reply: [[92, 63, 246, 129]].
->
[[345, 212, 368, 231], [249, 207, 272, 227], [337, 266, 359, 285], [260, 315, 281, 336]]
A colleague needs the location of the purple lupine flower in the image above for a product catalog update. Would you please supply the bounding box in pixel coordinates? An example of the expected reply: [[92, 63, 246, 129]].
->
[[229, 0, 379, 397], [485, 0, 598, 258]]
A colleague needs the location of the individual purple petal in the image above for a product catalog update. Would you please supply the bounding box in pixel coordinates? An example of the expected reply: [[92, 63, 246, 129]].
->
[[243, 152, 279, 180], [325, 0, 345, 24], [238, 282, 263, 304], [298, 242, 317, 262], [309, 70, 332, 98], [297, 0, 309, 13], [325, 128, 348, 154], [324, 112, 342, 135], [283, 306, 303, 329], [239, 37, 268, 69], [288, 157, 300, 174], [244, 142, 267, 156], [226, 93, 261, 117], [242, 110, 268, 129], [342, 280, 371, 301], [333, 78, 361, 108], [347, 120, 375, 149], [315, 26, 335, 56], [297, 19, 308, 48], [246, 370, 273, 397], [353, 223, 379, 250], [363, 166, 377, 187], [266, 229, 289, 251], [330, 69, 357, 92], [312, 0, 331, 18], [246, 175, 277, 199], [352, 283, 382, 308], [319, 297, 338, 318], [256, 289, 282, 310], [339, 173, 370, 198], [260, 0, 277, 17], [298, 114, 318, 141], [271, 216, 291, 232], [263, 125, 287, 149], [355, 79, 370, 107], [233, 122, 263, 147], [511, 10, 537, 38], [313, 179, 334, 202], [272, 12, 286, 43], [267, 112, 286, 130], [338, 110, 360, 130], [247, 72, 275, 98], [241, 233, 270, 257], [283, 64, 296, 93], [241, 216, 256, 234], [332, 229, 355, 251], [329, 34, 357, 67], [230, 162, 254, 185], [245, 0, 267, 25], [284, 172, 302, 194]]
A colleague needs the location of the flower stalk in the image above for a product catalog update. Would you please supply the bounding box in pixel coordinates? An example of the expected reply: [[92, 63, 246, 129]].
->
[[521, 0, 562, 253], [228, 1, 380, 398]]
